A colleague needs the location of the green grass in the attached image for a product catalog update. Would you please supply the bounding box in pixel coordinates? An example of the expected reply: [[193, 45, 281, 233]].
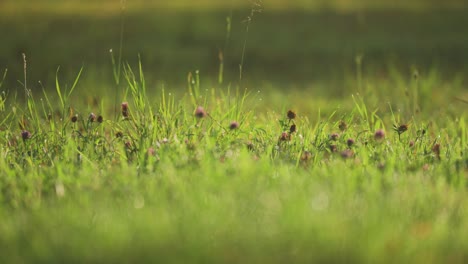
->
[[1, 1, 468, 263], [0, 57, 467, 263]]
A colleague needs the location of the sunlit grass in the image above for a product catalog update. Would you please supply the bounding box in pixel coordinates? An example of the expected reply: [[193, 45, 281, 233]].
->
[[0, 54, 467, 262], [1, 1, 468, 262]]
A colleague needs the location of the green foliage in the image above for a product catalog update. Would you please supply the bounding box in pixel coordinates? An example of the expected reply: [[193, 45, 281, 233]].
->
[[0, 59, 467, 263], [0, 2, 468, 263]]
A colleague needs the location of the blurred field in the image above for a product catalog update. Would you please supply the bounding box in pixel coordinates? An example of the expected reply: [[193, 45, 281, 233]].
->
[[2, 0, 467, 14], [0, 0, 467, 94]]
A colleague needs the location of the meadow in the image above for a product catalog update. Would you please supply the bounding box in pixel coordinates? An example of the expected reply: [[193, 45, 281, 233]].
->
[[0, 0, 468, 263]]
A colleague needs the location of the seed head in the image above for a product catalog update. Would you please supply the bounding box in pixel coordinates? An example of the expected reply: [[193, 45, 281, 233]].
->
[[229, 121, 239, 130], [246, 142, 254, 151], [347, 138, 355, 147], [329, 144, 338, 153], [330, 133, 339, 141], [393, 124, 409, 135], [409, 141, 415, 148], [124, 141, 132, 149], [432, 143, 441, 159], [339, 120, 348, 131], [289, 124, 296, 133], [121, 102, 129, 118], [194, 106, 207, 118], [301, 150, 312, 161], [340, 149, 354, 159], [71, 115, 78, 123], [147, 147, 156, 156], [97, 115, 104, 123], [374, 129, 385, 141], [88, 113, 96, 122], [21, 130, 31, 141], [287, 110, 296, 119], [279, 132, 290, 141]]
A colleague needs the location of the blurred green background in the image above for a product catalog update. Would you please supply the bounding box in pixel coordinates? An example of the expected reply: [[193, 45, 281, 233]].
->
[[1, 0, 468, 93]]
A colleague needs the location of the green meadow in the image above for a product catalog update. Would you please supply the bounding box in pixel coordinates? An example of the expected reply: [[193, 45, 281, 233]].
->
[[0, 0, 467, 263]]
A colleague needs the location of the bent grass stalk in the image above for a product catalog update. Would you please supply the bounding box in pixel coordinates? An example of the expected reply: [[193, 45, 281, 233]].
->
[[239, 0, 262, 83]]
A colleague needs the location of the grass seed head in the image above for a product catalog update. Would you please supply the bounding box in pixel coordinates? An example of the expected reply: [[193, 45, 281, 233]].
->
[[121, 102, 129, 118], [71, 115, 78, 123], [340, 149, 354, 159], [147, 147, 156, 156], [393, 124, 409, 135], [124, 141, 132, 150], [287, 110, 296, 119], [330, 133, 339, 141], [246, 142, 255, 151], [301, 150, 312, 161], [374, 129, 385, 141], [279, 132, 290, 141], [229, 121, 239, 130], [339, 120, 347, 131], [21, 130, 31, 141], [195, 106, 207, 118], [432, 143, 441, 159], [88, 113, 96, 122], [289, 124, 296, 133]]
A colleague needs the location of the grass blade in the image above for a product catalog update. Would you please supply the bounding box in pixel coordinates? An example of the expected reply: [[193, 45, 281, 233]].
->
[[68, 65, 84, 98], [55, 67, 64, 109]]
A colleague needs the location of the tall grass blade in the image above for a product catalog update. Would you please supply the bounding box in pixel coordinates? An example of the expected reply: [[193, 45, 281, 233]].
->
[[55, 67, 64, 109], [68, 66, 84, 98]]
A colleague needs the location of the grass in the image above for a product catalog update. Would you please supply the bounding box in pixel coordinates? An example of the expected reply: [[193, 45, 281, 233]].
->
[[1, 1, 468, 263], [1, 6, 468, 89], [0, 56, 467, 263]]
